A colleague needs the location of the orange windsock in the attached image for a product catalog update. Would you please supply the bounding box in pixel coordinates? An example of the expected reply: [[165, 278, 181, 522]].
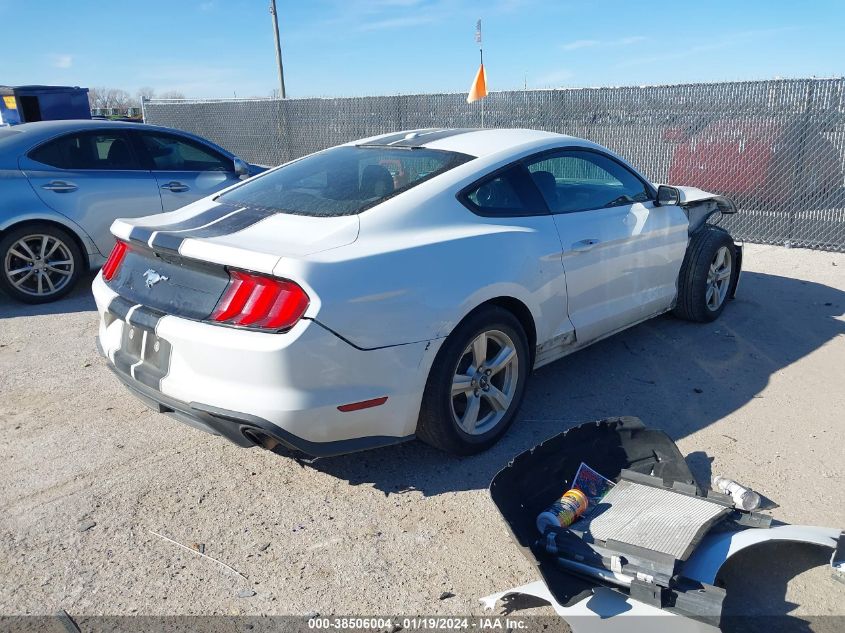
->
[[467, 63, 487, 103]]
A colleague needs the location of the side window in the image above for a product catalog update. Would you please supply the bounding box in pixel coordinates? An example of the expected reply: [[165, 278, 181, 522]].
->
[[461, 165, 546, 217], [29, 132, 139, 170], [139, 133, 232, 172], [525, 150, 651, 214]]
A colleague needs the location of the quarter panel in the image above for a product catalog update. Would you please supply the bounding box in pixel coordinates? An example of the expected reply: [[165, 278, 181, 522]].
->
[[281, 198, 572, 350]]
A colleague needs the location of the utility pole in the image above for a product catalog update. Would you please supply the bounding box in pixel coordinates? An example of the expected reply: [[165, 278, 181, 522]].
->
[[269, 0, 286, 99]]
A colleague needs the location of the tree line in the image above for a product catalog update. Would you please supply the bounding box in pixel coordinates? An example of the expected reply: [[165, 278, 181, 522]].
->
[[87, 86, 186, 112]]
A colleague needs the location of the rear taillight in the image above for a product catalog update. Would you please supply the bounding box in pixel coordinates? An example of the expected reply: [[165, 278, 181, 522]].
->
[[210, 269, 309, 331], [102, 240, 129, 281]]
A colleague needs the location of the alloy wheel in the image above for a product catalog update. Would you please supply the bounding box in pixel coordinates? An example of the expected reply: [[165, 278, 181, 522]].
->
[[450, 329, 519, 436], [705, 246, 732, 311], [4, 234, 75, 297]]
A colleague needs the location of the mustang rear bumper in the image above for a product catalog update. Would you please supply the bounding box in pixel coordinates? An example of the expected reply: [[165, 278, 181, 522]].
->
[[93, 273, 438, 458], [101, 353, 412, 457]]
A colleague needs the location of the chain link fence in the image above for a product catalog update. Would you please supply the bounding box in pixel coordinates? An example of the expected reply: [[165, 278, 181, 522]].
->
[[144, 78, 845, 251]]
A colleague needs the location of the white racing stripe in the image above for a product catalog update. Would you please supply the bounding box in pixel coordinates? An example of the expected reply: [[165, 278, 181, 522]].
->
[[125, 304, 147, 380]]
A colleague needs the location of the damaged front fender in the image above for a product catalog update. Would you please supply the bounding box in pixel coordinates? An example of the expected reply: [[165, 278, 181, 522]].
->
[[481, 526, 844, 631], [682, 524, 845, 585], [657, 184, 738, 234]]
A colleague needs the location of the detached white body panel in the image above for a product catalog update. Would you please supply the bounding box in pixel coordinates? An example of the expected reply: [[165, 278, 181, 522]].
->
[[481, 582, 719, 633], [480, 524, 843, 631]]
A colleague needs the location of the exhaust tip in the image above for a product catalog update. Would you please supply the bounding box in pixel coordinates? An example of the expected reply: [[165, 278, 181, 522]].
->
[[242, 428, 279, 451]]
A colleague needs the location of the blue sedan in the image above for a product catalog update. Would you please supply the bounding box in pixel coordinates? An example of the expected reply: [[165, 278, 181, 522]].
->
[[0, 120, 265, 303]]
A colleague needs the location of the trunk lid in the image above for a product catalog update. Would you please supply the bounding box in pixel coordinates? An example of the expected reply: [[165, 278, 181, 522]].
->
[[107, 244, 232, 319], [108, 202, 359, 318], [111, 201, 360, 275]]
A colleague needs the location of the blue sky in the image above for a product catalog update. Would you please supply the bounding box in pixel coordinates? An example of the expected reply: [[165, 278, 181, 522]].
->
[[1, 0, 843, 98]]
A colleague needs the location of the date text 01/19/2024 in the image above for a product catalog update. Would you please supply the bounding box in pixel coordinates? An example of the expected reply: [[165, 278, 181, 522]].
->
[[307, 617, 528, 630]]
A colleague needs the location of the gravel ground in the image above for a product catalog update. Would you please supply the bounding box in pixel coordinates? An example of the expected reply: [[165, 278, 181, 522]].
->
[[1, 244, 843, 630]]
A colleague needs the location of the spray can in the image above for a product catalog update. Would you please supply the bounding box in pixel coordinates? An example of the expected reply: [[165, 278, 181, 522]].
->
[[712, 475, 761, 511], [536, 488, 589, 534]]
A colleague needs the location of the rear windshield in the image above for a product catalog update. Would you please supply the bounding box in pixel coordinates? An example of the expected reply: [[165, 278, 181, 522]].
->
[[218, 145, 472, 216]]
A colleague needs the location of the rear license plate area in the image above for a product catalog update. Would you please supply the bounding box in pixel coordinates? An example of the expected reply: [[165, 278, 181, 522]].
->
[[113, 321, 172, 389]]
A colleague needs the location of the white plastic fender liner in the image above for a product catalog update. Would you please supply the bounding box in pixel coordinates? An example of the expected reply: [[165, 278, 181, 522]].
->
[[681, 524, 844, 585]]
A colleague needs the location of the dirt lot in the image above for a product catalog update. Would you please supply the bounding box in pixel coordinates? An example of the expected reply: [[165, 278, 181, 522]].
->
[[1, 243, 843, 629]]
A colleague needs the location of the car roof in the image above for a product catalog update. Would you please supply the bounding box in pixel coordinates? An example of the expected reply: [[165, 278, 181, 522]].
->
[[5, 119, 167, 138], [352, 127, 588, 158], [0, 119, 235, 158]]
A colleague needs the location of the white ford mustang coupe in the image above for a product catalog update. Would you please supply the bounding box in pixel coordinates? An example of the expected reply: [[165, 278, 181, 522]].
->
[[93, 128, 741, 457]]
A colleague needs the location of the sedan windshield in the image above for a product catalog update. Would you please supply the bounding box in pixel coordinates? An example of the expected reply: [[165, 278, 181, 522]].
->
[[218, 145, 472, 217]]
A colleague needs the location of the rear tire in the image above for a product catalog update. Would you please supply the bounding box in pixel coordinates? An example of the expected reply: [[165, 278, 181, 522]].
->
[[0, 224, 83, 304], [673, 225, 738, 323], [416, 305, 530, 455]]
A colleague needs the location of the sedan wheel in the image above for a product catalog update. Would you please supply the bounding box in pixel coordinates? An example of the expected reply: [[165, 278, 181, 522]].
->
[[0, 225, 82, 304], [417, 305, 529, 455]]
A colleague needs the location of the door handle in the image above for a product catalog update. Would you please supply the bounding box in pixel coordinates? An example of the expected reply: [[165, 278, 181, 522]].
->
[[160, 181, 189, 192], [571, 238, 601, 252], [41, 181, 78, 193]]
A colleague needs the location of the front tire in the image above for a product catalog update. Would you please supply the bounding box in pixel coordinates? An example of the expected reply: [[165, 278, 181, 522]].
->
[[674, 225, 738, 323], [416, 305, 530, 455], [0, 224, 83, 304]]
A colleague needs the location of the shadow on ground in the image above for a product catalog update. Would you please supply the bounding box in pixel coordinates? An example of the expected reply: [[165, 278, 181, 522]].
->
[[310, 271, 845, 496], [0, 272, 97, 319], [719, 543, 835, 633], [4, 269, 843, 500]]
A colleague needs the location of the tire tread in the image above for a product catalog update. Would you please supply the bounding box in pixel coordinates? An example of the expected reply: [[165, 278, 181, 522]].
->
[[673, 224, 735, 322]]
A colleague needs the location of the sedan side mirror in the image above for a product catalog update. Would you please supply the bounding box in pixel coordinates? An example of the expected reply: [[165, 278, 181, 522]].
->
[[233, 157, 250, 178], [656, 184, 681, 206]]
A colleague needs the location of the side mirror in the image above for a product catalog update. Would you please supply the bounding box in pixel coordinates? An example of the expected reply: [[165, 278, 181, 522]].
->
[[233, 157, 250, 178], [656, 184, 681, 206]]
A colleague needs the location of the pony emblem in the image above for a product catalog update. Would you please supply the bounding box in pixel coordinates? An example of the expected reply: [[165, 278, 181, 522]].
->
[[143, 269, 169, 289]]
